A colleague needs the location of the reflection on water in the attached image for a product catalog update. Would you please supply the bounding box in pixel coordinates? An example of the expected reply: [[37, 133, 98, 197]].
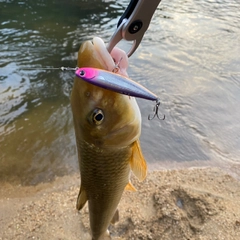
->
[[0, 0, 240, 185]]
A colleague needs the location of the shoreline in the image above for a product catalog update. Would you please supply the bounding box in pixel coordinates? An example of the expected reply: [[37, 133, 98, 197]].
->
[[1, 167, 240, 239]]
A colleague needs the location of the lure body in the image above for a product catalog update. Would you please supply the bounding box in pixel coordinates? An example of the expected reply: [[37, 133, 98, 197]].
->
[[75, 67, 158, 101]]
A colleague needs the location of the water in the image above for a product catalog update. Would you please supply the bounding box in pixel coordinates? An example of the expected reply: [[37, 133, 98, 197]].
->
[[0, 0, 239, 185]]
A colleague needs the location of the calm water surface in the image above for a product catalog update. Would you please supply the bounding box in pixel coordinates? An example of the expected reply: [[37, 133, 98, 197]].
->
[[0, 0, 239, 185]]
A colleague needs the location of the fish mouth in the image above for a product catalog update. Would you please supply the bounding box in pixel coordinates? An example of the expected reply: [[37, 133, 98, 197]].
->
[[92, 37, 115, 72], [92, 37, 129, 77]]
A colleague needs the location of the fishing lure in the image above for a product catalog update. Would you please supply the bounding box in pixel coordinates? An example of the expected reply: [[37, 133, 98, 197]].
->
[[75, 67, 164, 120]]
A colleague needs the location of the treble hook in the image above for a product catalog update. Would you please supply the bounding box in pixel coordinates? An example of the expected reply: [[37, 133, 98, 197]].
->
[[148, 99, 165, 121]]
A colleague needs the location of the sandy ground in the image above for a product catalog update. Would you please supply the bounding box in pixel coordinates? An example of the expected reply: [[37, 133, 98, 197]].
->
[[1, 167, 240, 240]]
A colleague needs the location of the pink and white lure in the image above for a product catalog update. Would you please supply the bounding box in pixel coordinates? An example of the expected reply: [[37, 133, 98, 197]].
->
[[75, 67, 164, 120], [75, 67, 159, 101]]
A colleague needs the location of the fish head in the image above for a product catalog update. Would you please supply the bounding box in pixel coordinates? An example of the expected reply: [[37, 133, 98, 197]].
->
[[71, 37, 141, 148]]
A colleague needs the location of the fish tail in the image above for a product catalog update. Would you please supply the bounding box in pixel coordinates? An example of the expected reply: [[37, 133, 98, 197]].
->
[[76, 186, 87, 210]]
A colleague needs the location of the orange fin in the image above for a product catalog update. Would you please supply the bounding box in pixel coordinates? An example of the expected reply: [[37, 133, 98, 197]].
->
[[111, 209, 119, 224], [130, 140, 147, 181], [76, 186, 87, 211], [125, 182, 137, 191]]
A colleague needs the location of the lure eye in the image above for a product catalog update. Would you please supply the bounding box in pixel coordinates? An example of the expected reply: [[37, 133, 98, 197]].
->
[[92, 109, 104, 125], [79, 70, 85, 77]]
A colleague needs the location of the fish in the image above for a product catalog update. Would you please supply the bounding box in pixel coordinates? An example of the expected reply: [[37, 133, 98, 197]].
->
[[71, 37, 147, 240], [75, 67, 159, 101]]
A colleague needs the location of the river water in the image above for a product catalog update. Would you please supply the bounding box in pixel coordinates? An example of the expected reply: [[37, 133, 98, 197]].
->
[[0, 0, 239, 185]]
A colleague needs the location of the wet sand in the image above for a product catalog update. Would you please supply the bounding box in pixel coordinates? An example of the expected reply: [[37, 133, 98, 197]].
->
[[1, 167, 240, 240]]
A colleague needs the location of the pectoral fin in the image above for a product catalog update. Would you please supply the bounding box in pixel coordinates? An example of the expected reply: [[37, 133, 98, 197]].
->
[[125, 182, 137, 191], [111, 209, 119, 224], [76, 186, 87, 211], [130, 140, 147, 181]]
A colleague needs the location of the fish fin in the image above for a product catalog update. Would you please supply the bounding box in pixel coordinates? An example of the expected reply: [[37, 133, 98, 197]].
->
[[130, 140, 147, 181], [76, 186, 87, 211], [111, 209, 119, 224], [125, 182, 137, 191]]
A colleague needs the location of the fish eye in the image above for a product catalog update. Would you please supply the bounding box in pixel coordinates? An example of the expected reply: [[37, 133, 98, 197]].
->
[[79, 70, 85, 77], [92, 109, 104, 125]]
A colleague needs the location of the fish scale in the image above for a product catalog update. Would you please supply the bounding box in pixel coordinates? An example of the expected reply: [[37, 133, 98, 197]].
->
[[77, 140, 131, 238]]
